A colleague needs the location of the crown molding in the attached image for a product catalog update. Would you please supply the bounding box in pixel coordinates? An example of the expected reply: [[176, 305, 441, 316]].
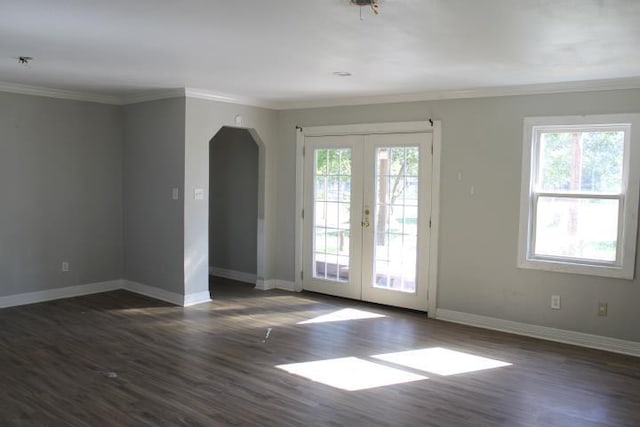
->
[[273, 76, 640, 110], [0, 81, 121, 105], [0, 82, 274, 108], [184, 87, 276, 109], [2, 76, 640, 110], [119, 88, 186, 105], [121, 87, 276, 108]]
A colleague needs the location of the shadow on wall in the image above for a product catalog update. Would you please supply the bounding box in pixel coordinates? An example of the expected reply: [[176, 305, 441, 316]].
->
[[209, 127, 259, 283]]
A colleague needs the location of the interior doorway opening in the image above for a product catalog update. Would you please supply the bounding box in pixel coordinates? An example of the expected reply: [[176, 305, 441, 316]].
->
[[208, 126, 263, 296]]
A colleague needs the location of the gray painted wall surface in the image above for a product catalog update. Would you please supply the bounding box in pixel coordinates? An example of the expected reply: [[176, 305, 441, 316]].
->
[[3, 87, 638, 344], [278, 89, 640, 342], [123, 98, 185, 294], [185, 98, 278, 297], [0, 92, 123, 296], [209, 127, 258, 275]]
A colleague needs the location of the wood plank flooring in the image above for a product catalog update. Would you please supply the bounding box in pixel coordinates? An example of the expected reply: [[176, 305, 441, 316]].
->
[[1, 277, 639, 426]]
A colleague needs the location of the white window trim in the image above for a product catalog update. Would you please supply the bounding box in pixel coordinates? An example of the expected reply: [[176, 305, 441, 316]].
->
[[518, 114, 640, 280]]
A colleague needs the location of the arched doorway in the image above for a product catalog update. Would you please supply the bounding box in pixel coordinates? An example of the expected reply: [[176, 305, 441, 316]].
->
[[208, 126, 264, 296]]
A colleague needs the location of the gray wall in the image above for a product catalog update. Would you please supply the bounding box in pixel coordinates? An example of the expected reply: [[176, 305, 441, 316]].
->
[[277, 89, 640, 342], [0, 92, 123, 296], [123, 98, 185, 294], [185, 98, 279, 297], [209, 127, 258, 275], [3, 87, 638, 344]]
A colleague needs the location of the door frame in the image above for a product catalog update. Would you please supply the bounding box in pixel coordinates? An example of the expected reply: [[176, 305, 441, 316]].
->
[[295, 121, 442, 317]]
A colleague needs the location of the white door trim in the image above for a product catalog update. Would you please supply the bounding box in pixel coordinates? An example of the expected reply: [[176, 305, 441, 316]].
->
[[295, 127, 305, 292], [428, 121, 441, 317], [295, 121, 441, 317], [302, 121, 433, 137]]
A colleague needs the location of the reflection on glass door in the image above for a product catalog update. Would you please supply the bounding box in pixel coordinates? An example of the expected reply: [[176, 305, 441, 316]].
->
[[302, 135, 363, 300], [361, 132, 431, 311], [373, 146, 420, 293], [303, 132, 431, 310], [313, 148, 352, 282]]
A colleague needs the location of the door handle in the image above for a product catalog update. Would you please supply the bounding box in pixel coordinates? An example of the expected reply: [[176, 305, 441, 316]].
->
[[362, 206, 370, 227]]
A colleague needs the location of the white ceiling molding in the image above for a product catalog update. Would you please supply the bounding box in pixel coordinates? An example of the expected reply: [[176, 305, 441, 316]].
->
[[122, 87, 276, 108], [183, 88, 276, 109], [273, 77, 640, 110], [0, 81, 120, 105], [119, 89, 186, 105], [0, 82, 273, 107], [2, 77, 640, 110]]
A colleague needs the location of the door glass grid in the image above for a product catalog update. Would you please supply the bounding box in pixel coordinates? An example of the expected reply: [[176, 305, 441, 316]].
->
[[313, 148, 351, 282], [373, 147, 419, 292]]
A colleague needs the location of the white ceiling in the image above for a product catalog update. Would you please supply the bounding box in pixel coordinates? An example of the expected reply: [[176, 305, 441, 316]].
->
[[1, 0, 640, 108]]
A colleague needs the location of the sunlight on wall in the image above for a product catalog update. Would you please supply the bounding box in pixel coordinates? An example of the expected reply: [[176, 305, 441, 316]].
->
[[276, 357, 427, 391], [297, 308, 386, 324], [372, 347, 512, 376]]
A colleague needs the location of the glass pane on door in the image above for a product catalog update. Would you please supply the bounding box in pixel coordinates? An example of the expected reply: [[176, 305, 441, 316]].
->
[[313, 148, 352, 282], [373, 146, 419, 292]]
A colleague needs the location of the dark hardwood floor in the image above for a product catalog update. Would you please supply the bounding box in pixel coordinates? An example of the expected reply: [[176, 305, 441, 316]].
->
[[1, 277, 639, 426]]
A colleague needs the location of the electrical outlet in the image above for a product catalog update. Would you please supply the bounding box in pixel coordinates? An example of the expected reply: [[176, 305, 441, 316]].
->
[[551, 295, 561, 310], [62, 262, 69, 272], [598, 302, 608, 317]]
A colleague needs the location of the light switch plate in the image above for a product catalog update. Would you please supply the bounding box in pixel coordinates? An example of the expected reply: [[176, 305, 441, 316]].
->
[[172, 188, 179, 200], [194, 188, 205, 200]]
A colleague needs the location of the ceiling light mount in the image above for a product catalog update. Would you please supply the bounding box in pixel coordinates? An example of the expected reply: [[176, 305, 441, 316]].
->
[[333, 71, 352, 77], [350, 0, 379, 16]]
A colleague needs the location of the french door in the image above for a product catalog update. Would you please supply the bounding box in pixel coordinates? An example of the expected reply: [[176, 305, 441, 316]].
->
[[302, 132, 432, 311]]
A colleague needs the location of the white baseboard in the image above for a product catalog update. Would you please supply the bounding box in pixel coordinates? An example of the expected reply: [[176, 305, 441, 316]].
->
[[209, 267, 256, 284], [122, 281, 185, 306], [208, 267, 296, 293], [255, 279, 275, 290], [435, 309, 640, 358], [275, 280, 297, 292], [184, 291, 212, 306], [124, 281, 211, 306], [256, 280, 269, 290], [0, 280, 124, 309], [1, 279, 212, 309], [255, 279, 297, 292]]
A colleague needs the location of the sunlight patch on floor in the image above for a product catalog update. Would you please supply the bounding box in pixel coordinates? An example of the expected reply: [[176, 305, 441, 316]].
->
[[297, 308, 386, 324], [276, 357, 427, 391], [372, 347, 512, 376]]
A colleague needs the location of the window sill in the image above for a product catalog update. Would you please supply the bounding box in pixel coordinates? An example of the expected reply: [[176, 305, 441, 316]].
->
[[517, 257, 634, 280]]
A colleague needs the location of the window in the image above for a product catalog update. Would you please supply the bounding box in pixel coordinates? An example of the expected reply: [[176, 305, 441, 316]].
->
[[518, 114, 640, 279]]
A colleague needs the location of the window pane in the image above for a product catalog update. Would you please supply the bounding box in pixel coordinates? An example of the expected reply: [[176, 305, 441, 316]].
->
[[313, 148, 351, 283], [373, 146, 419, 293], [534, 197, 619, 262], [538, 131, 624, 193]]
